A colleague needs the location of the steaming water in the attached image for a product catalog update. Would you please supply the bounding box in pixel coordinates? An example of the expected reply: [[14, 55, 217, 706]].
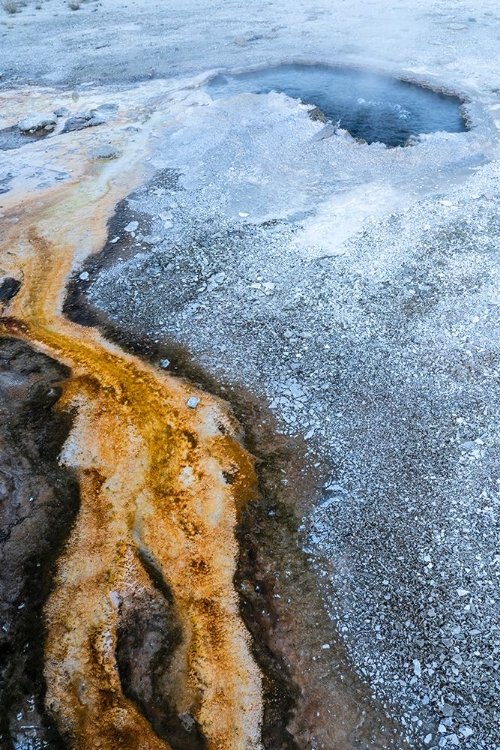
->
[[206, 64, 467, 147]]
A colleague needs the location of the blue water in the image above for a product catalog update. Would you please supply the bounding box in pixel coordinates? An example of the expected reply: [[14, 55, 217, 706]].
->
[[206, 64, 467, 147]]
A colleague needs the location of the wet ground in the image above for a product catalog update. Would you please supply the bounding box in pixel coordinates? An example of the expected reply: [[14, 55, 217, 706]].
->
[[0, 338, 78, 749]]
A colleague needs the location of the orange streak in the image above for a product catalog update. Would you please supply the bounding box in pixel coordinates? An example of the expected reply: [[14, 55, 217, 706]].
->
[[1, 123, 263, 749]]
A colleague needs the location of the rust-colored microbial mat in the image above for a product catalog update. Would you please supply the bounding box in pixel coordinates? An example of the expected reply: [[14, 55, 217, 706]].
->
[[0, 86, 263, 750]]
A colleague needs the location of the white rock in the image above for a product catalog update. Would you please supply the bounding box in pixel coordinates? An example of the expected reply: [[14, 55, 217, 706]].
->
[[459, 727, 474, 738], [187, 396, 200, 409], [124, 221, 139, 232], [18, 113, 57, 134]]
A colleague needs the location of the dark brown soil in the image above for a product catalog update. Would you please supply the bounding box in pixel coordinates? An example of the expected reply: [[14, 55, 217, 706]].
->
[[0, 337, 79, 750], [116, 555, 208, 750]]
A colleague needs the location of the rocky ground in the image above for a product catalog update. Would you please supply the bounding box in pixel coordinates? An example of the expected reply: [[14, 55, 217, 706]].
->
[[0, 0, 499, 748]]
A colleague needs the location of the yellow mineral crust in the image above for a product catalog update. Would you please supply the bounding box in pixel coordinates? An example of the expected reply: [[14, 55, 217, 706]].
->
[[0, 110, 263, 749]]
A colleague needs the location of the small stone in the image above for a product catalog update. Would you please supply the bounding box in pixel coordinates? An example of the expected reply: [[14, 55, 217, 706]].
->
[[207, 272, 226, 291], [424, 735, 433, 745], [309, 106, 327, 123], [413, 659, 422, 677], [159, 359, 170, 369], [95, 103, 119, 113], [313, 123, 336, 141], [62, 112, 106, 133], [187, 397, 200, 409], [79, 271, 90, 281], [442, 704, 454, 717], [457, 588, 470, 597], [124, 221, 139, 233], [88, 145, 120, 160], [459, 727, 473, 738], [460, 441, 476, 451], [18, 113, 57, 134], [179, 712, 195, 731], [0, 277, 21, 302]]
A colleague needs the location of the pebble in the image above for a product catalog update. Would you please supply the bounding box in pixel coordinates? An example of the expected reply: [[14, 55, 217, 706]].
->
[[159, 358, 170, 369], [17, 113, 57, 134], [88, 145, 120, 160], [79, 271, 90, 281], [459, 727, 474, 738], [95, 103, 119, 113], [62, 112, 107, 133], [0, 277, 21, 302], [313, 123, 336, 141], [124, 221, 139, 233], [187, 396, 200, 409]]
